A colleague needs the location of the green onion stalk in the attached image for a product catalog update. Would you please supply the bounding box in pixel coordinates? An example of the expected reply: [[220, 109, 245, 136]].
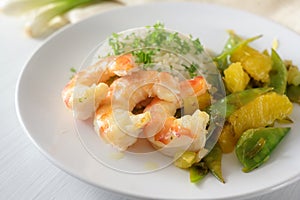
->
[[0, 0, 108, 37]]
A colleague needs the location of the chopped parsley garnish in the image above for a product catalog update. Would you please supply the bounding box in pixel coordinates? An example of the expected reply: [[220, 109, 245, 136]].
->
[[152, 21, 165, 29], [106, 22, 202, 57], [105, 22, 205, 77], [108, 33, 124, 55], [192, 38, 204, 54], [69, 67, 77, 79], [183, 63, 199, 78], [70, 67, 77, 73], [132, 50, 155, 65], [78, 97, 84, 103]]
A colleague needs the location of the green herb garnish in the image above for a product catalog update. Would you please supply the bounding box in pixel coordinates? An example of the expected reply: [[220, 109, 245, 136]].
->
[[106, 22, 203, 57], [104, 22, 207, 79], [70, 67, 76, 73], [69, 67, 77, 79], [192, 38, 204, 54], [132, 50, 155, 65], [108, 32, 124, 55], [183, 63, 199, 78]]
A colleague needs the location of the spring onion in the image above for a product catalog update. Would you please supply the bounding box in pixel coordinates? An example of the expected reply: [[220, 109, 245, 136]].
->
[[0, 0, 59, 16], [0, 0, 115, 37]]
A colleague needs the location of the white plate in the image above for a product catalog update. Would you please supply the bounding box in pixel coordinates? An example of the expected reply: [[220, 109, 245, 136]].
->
[[16, 2, 300, 200]]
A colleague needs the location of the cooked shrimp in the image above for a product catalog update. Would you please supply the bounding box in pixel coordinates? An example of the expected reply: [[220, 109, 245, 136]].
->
[[144, 98, 209, 157], [180, 76, 209, 115], [180, 76, 208, 97], [94, 96, 151, 151], [62, 54, 137, 120], [110, 70, 181, 111], [144, 76, 210, 157], [93, 70, 182, 150]]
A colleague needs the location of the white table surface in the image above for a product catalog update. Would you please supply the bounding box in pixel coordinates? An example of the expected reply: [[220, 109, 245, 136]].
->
[[1, 1, 300, 200]]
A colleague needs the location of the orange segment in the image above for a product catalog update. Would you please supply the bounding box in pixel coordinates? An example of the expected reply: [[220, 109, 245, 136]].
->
[[224, 62, 250, 93], [230, 45, 272, 82], [229, 92, 293, 139], [218, 122, 237, 153]]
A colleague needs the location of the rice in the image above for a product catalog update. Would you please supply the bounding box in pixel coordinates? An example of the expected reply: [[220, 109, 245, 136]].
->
[[93, 24, 212, 79]]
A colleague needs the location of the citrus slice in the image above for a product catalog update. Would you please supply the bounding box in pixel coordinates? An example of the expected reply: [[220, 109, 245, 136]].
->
[[230, 45, 271, 82], [224, 62, 250, 93], [229, 92, 293, 139]]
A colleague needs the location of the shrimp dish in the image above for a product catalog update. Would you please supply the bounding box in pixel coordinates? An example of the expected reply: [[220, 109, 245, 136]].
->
[[61, 23, 298, 184]]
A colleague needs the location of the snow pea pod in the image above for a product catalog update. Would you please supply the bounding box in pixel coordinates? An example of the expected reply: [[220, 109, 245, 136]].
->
[[189, 144, 225, 183], [203, 143, 225, 183], [189, 161, 209, 183], [235, 127, 290, 172], [286, 85, 300, 104], [213, 31, 261, 72], [268, 49, 287, 94], [209, 87, 272, 119]]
